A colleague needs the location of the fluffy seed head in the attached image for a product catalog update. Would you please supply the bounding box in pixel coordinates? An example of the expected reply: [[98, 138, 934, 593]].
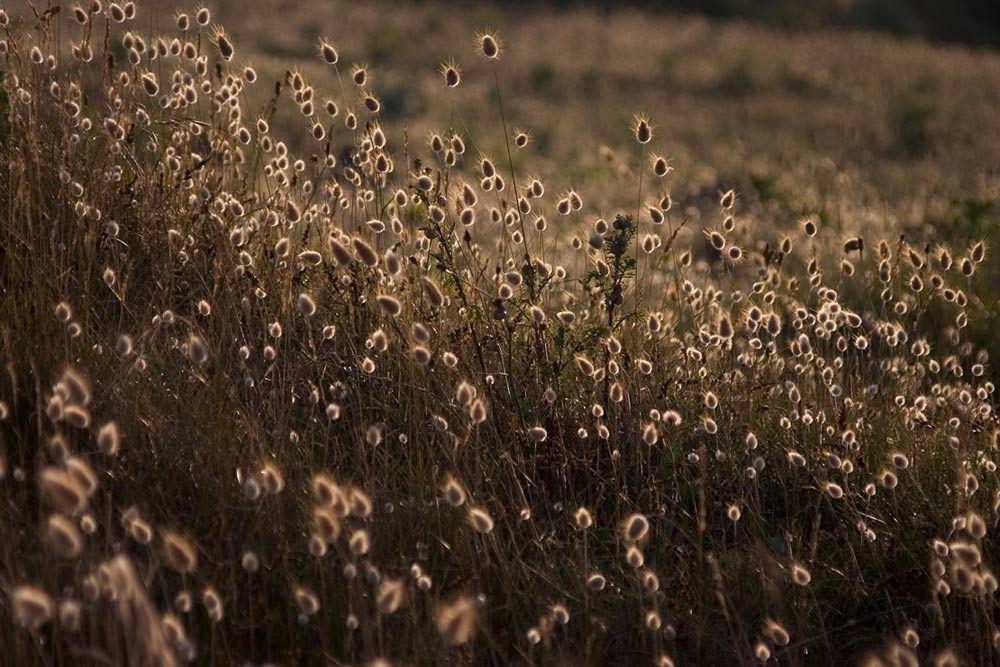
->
[[376, 295, 402, 317], [790, 562, 812, 586], [376, 578, 406, 614], [187, 334, 209, 365], [214, 29, 234, 61], [443, 476, 467, 507], [318, 39, 339, 65], [528, 426, 548, 442], [242, 551, 260, 574], [46, 514, 83, 558], [162, 531, 198, 573], [298, 292, 317, 317], [97, 421, 121, 456], [58, 600, 82, 633], [476, 31, 501, 59], [422, 277, 445, 308], [623, 513, 650, 542], [765, 619, 790, 646], [467, 506, 494, 534], [12, 586, 55, 631], [294, 586, 320, 615], [40, 468, 87, 515], [437, 596, 477, 646], [632, 114, 653, 144], [202, 586, 224, 622], [440, 59, 461, 87]]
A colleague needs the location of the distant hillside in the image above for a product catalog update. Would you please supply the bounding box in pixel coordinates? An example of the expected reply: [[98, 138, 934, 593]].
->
[[513, 0, 1000, 47]]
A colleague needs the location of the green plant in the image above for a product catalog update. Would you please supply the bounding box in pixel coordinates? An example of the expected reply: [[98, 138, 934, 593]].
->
[[891, 76, 938, 153]]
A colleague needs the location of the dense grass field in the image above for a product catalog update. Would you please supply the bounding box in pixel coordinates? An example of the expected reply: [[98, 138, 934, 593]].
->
[[1, 2, 999, 666]]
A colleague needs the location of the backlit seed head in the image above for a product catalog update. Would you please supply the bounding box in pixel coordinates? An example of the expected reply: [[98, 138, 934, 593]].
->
[[440, 59, 461, 87], [311, 474, 340, 508], [376, 578, 405, 614], [456, 381, 476, 407], [587, 572, 607, 591], [787, 450, 807, 467], [187, 334, 209, 365], [12, 586, 55, 631], [469, 398, 487, 424], [327, 237, 354, 266], [202, 587, 224, 622], [348, 487, 373, 518], [46, 514, 83, 558], [129, 517, 152, 544], [791, 562, 812, 586], [39, 468, 86, 515], [260, 462, 285, 494], [172, 590, 192, 614], [55, 302, 73, 323], [550, 603, 570, 625], [467, 506, 494, 534], [348, 529, 370, 556], [412, 346, 431, 365], [97, 421, 121, 456], [632, 114, 653, 144], [162, 530, 198, 574], [443, 476, 467, 507], [476, 31, 501, 60], [436, 596, 477, 646], [319, 39, 339, 65], [242, 475, 262, 500], [64, 458, 97, 499], [213, 28, 234, 61], [59, 368, 92, 406], [765, 620, 790, 646], [58, 600, 82, 633], [754, 642, 772, 661], [298, 293, 317, 317], [528, 426, 548, 442], [824, 482, 844, 499], [351, 64, 368, 86], [241, 550, 260, 574], [376, 295, 402, 317], [623, 513, 650, 542], [294, 586, 321, 616], [64, 405, 91, 429], [422, 277, 445, 307], [966, 512, 987, 539]]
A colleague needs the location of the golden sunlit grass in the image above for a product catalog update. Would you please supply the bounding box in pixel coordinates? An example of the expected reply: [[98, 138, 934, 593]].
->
[[0, 2, 998, 666]]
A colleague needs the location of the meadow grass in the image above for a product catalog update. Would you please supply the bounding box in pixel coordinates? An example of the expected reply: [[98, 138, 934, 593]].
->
[[0, 3, 998, 666]]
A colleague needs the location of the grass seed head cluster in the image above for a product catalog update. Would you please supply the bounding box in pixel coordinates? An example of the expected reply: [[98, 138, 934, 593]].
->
[[0, 2, 998, 666]]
